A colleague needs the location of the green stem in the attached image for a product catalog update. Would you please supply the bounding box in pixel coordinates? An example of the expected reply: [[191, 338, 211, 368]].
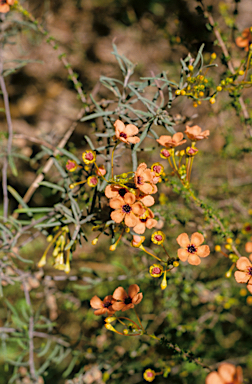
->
[[140, 245, 162, 262]]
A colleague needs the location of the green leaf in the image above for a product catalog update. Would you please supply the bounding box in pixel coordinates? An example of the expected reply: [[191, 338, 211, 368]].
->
[[80, 110, 114, 122], [14, 207, 53, 213], [8, 155, 18, 177], [38, 181, 65, 193]]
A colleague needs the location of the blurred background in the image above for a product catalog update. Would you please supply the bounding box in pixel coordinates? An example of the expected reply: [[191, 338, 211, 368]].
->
[[1, 0, 252, 383]]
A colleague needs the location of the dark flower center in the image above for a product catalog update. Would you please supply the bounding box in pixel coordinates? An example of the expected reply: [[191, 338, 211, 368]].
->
[[152, 267, 161, 274], [137, 176, 144, 185], [147, 372, 154, 378], [119, 188, 127, 197], [120, 132, 127, 139], [248, 267, 252, 276], [187, 244, 197, 253], [122, 204, 132, 214], [103, 301, 111, 308], [245, 225, 251, 231], [155, 235, 163, 242], [85, 152, 94, 160], [124, 297, 132, 304], [140, 217, 148, 223], [0, 1, 7, 4]]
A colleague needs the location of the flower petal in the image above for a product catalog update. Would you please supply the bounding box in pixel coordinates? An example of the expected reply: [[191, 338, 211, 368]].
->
[[234, 270, 249, 283], [127, 136, 140, 144], [173, 132, 184, 143], [205, 371, 225, 384], [247, 284, 252, 294], [188, 254, 201, 265], [146, 219, 157, 229], [110, 197, 123, 209], [121, 303, 134, 311], [236, 256, 252, 271], [105, 185, 118, 198], [111, 302, 126, 311], [218, 363, 236, 383], [245, 242, 252, 253], [125, 124, 139, 137], [124, 192, 136, 205], [177, 248, 189, 261], [197, 245, 210, 258], [132, 202, 145, 216], [111, 210, 125, 223], [128, 284, 140, 298], [114, 119, 125, 133], [112, 286, 128, 301], [125, 212, 138, 227], [191, 232, 204, 246], [133, 222, 146, 234], [139, 195, 155, 207], [132, 292, 143, 305], [156, 135, 172, 147], [94, 308, 107, 316], [90, 295, 103, 309], [176, 233, 190, 248]]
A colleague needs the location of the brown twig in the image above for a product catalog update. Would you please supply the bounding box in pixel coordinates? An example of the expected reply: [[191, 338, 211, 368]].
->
[[204, 9, 252, 137], [0, 327, 70, 347], [13, 134, 57, 151], [0, 14, 14, 219], [12, 108, 84, 220]]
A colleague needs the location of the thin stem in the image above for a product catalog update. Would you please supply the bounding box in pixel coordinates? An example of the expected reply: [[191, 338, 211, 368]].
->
[[133, 308, 145, 332], [148, 333, 211, 371], [0, 13, 13, 219], [161, 244, 170, 260], [111, 141, 119, 178], [203, 5, 252, 137], [141, 245, 162, 262], [118, 317, 141, 330]]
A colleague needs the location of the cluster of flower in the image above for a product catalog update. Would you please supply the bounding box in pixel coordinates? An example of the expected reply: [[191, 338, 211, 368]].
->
[[90, 284, 142, 316]]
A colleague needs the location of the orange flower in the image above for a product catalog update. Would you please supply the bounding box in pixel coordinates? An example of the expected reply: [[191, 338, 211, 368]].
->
[[176, 232, 210, 265], [105, 184, 128, 199], [156, 132, 186, 148], [90, 295, 116, 316], [133, 208, 157, 234], [0, 0, 14, 13], [114, 120, 140, 145], [110, 192, 145, 227], [236, 27, 252, 51], [112, 284, 143, 311], [205, 363, 243, 384], [234, 255, 252, 294], [134, 163, 158, 195], [184, 125, 210, 141]]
